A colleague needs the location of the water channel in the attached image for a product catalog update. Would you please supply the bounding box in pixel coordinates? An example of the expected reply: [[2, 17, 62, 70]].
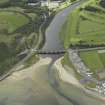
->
[[42, 1, 82, 105], [42, 1, 82, 51], [41, 1, 105, 105]]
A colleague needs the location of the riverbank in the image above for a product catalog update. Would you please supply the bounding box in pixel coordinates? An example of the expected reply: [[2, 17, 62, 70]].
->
[[54, 57, 81, 87], [51, 57, 105, 105], [42, 1, 83, 52], [3, 57, 52, 81], [0, 57, 58, 105], [0, 57, 75, 105]]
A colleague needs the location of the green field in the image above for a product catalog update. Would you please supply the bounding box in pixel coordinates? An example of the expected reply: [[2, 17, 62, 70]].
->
[[60, 0, 105, 81], [61, 0, 105, 48], [99, 53, 105, 67], [0, 3, 42, 75], [79, 49, 105, 80], [0, 10, 30, 75], [0, 11, 29, 33], [79, 19, 105, 34], [79, 50, 104, 73], [0, 0, 9, 4]]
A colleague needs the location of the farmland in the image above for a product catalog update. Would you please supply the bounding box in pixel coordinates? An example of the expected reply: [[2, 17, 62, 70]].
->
[[0, 0, 9, 4], [61, 0, 105, 48], [60, 0, 105, 87], [79, 49, 105, 79], [79, 50, 104, 72]]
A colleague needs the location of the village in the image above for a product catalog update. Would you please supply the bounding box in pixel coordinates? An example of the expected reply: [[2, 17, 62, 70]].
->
[[28, 0, 72, 10]]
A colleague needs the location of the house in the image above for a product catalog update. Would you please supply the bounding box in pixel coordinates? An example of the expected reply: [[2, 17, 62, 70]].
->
[[28, 2, 39, 6], [41, 1, 61, 9], [97, 70, 105, 80], [28, 0, 40, 6]]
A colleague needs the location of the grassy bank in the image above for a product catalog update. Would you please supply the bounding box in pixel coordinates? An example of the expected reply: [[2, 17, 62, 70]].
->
[[0, 3, 44, 75], [52, 58, 105, 105], [60, 0, 105, 82], [0, 0, 9, 4]]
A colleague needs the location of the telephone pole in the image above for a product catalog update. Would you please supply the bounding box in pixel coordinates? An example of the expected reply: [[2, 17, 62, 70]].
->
[[48, 0, 50, 7], [47, 0, 51, 16]]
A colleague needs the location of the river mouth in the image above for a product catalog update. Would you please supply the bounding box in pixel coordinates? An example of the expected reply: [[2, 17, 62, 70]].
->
[[0, 1, 104, 105], [40, 2, 85, 105]]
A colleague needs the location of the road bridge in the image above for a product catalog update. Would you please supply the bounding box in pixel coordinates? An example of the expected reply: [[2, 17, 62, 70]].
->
[[17, 49, 66, 56], [34, 50, 66, 54]]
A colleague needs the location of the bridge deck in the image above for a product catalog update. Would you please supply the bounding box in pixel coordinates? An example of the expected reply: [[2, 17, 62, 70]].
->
[[34, 50, 66, 54], [18, 49, 66, 56]]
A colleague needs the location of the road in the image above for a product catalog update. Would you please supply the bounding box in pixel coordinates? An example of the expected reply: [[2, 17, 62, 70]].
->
[[78, 46, 105, 52]]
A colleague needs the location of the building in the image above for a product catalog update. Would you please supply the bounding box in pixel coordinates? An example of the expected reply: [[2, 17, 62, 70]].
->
[[97, 70, 105, 80], [41, 1, 61, 9], [28, 0, 40, 6], [28, 2, 39, 6]]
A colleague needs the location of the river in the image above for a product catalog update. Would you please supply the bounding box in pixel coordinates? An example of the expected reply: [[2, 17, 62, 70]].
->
[[0, 1, 104, 105], [42, 1, 82, 105], [42, 1, 105, 105], [43, 2, 82, 51], [42, 1, 82, 59]]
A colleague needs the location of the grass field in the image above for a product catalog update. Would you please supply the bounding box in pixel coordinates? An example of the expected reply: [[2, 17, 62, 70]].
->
[[79, 51, 104, 73], [0, 0, 9, 4], [0, 10, 30, 75], [0, 5, 42, 75], [98, 50, 105, 67], [79, 49, 105, 80], [0, 11, 29, 33], [79, 19, 105, 34]]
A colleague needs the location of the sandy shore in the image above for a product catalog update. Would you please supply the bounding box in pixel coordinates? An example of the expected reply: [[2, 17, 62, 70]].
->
[[0, 57, 64, 105], [54, 57, 81, 86], [3, 57, 52, 82]]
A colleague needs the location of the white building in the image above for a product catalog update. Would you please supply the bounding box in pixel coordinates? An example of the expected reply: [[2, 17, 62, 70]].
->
[[41, 1, 61, 9], [28, 2, 39, 6]]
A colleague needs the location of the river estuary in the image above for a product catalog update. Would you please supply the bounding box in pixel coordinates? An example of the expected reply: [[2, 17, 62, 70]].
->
[[0, 1, 104, 105], [42, 1, 105, 105]]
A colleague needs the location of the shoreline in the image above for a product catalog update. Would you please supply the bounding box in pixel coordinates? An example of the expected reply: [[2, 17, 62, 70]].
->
[[54, 57, 81, 87], [2, 57, 52, 82], [53, 57, 105, 101]]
